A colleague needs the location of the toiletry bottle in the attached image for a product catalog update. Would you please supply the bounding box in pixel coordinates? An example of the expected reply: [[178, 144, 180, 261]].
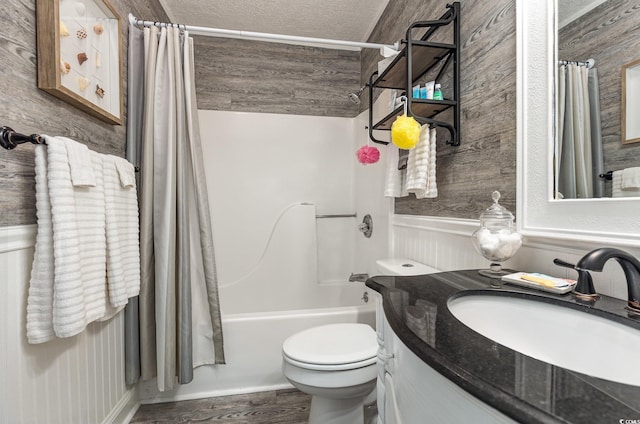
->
[[433, 83, 443, 100], [413, 85, 420, 98], [419, 85, 427, 99]]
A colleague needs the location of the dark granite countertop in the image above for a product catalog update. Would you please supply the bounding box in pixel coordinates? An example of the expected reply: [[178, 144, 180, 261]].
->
[[366, 270, 640, 424]]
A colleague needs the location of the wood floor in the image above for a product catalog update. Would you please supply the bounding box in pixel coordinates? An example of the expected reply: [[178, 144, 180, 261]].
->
[[130, 389, 312, 424]]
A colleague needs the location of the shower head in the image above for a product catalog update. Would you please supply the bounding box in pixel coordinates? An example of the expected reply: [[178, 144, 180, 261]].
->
[[348, 85, 367, 104]]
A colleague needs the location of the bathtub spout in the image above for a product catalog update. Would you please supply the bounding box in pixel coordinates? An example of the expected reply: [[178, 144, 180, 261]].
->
[[349, 273, 370, 282]]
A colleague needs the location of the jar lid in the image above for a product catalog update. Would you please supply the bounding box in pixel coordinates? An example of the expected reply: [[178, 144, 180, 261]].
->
[[479, 191, 514, 222]]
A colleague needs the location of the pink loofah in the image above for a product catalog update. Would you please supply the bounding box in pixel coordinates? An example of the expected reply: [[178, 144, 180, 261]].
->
[[356, 145, 380, 164]]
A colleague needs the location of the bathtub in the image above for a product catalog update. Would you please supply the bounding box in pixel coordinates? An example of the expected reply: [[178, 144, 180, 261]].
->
[[139, 301, 376, 403]]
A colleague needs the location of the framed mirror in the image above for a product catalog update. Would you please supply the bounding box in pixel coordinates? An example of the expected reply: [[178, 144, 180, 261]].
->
[[517, 0, 640, 247], [622, 59, 640, 145]]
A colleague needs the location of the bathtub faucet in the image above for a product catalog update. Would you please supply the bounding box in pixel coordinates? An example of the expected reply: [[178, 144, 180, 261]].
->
[[349, 273, 369, 282]]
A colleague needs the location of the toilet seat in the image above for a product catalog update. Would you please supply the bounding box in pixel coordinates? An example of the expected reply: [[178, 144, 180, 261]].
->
[[282, 323, 377, 371]]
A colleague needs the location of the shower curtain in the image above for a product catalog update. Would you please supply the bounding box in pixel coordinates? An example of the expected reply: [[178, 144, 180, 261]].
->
[[125, 24, 225, 392], [557, 63, 604, 199]]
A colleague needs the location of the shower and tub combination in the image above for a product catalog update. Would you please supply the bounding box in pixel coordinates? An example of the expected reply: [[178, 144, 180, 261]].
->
[[139, 107, 387, 402]]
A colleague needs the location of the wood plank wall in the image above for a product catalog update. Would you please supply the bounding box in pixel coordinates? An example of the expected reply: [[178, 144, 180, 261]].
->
[[362, 0, 517, 219], [559, 0, 640, 179], [193, 37, 361, 117], [0, 0, 169, 227]]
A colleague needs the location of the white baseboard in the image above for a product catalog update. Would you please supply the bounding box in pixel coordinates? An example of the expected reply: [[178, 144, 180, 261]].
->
[[140, 382, 294, 405], [102, 388, 140, 424]]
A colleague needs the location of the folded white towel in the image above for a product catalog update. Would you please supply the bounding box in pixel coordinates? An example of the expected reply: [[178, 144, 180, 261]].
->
[[26, 136, 107, 343], [114, 158, 136, 188], [61, 137, 96, 187], [621, 167, 640, 189], [103, 155, 141, 309], [612, 170, 640, 197]]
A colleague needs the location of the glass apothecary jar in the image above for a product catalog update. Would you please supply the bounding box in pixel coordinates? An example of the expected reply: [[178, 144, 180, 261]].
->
[[472, 191, 522, 278]]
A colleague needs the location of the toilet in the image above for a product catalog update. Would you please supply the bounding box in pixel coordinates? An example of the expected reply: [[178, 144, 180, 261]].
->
[[282, 323, 378, 424], [375, 258, 441, 276], [281, 259, 440, 424]]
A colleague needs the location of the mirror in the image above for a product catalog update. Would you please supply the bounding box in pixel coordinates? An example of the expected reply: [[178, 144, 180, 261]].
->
[[517, 0, 640, 246], [555, 0, 640, 199]]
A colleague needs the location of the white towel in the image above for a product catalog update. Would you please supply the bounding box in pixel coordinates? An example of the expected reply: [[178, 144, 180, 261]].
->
[[425, 127, 438, 198], [406, 124, 430, 196], [61, 137, 96, 187], [26, 145, 56, 343], [384, 143, 408, 198], [612, 170, 640, 197], [26, 136, 107, 343], [114, 158, 136, 188], [621, 167, 640, 189], [103, 155, 141, 310], [405, 125, 437, 199]]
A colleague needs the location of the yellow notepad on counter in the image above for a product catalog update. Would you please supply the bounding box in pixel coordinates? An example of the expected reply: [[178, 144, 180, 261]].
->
[[501, 272, 576, 294]]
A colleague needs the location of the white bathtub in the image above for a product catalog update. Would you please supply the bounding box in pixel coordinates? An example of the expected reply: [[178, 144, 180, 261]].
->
[[139, 301, 376, 403]]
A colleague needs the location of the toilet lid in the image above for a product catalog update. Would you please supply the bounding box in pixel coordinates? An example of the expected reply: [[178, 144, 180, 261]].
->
[[282, 323, 377, 366]]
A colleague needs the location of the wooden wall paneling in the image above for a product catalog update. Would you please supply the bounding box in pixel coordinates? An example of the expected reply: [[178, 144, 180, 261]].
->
[[362, 0, 517, 220], [193, 36, 362, 117], [0, 0, 168, 227]]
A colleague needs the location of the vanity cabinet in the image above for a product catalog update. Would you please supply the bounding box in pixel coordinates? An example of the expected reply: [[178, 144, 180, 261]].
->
[[375, 297, 516, 424], [368, 2, 460, 147]]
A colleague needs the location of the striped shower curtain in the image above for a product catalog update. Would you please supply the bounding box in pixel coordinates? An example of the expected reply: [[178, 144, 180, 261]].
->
[[125, 24, 225, 391]]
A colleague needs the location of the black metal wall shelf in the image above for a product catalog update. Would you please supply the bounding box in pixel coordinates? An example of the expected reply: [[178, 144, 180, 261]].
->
[[373, 99, 456, 130], [375, 42, 456, 90], [368, 2, 460, 147]]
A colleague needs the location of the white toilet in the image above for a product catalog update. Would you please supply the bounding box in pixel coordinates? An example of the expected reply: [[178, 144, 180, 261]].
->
[[375, 258, 441, 276], [282, 323, 378, 424], [281, 259, 440, 424]]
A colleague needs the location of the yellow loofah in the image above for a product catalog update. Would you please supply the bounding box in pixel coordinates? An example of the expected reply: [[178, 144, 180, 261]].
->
[[391, 115, 421, 149]]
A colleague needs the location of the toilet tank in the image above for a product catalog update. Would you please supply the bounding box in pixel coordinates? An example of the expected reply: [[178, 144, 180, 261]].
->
[[375, 258, 440, 276]]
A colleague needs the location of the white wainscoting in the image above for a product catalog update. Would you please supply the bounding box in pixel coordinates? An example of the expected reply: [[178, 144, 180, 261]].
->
[[0, 225, 138, 424], [390, 214, 633, 300]]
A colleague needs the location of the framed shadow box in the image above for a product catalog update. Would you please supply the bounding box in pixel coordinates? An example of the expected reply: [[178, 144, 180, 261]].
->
[[37, 0, 123, 125]]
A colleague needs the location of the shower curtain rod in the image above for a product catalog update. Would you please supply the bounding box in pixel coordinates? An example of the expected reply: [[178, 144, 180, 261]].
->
[[128, 14, 398, 51], [558, 59, 595, 69]]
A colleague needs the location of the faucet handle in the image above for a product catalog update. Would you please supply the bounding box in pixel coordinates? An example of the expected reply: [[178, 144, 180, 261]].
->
[[553, 258, 599, 301], [553, 258, 576, 269]]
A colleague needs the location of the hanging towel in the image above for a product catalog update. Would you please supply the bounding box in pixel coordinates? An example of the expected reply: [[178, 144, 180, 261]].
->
[[621, 167, 640, 190], [405, 125, 437, 199], [114, 158, 136, 188], [425, 127, 438, 198], [406, 124, 430, 197], [26, 136, 107, 343], [26, 146, 56, 343], [61, 137, 96, 187], [103, 155, 141, 310], [612, 170, 640, 197], [384, 143, 408, 197]]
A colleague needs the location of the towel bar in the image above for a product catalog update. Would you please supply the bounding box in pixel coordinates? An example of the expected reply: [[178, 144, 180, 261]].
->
[[1, 125, 140, 172], [315, 214, 357, 219]]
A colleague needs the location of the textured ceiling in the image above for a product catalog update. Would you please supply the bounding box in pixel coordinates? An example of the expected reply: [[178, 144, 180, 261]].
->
[[558, 0, 609, 28], [158, 0, 390, 46]]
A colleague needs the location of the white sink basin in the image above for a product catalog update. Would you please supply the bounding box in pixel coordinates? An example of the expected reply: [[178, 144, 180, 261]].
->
[[447, 293, 640, 387]]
